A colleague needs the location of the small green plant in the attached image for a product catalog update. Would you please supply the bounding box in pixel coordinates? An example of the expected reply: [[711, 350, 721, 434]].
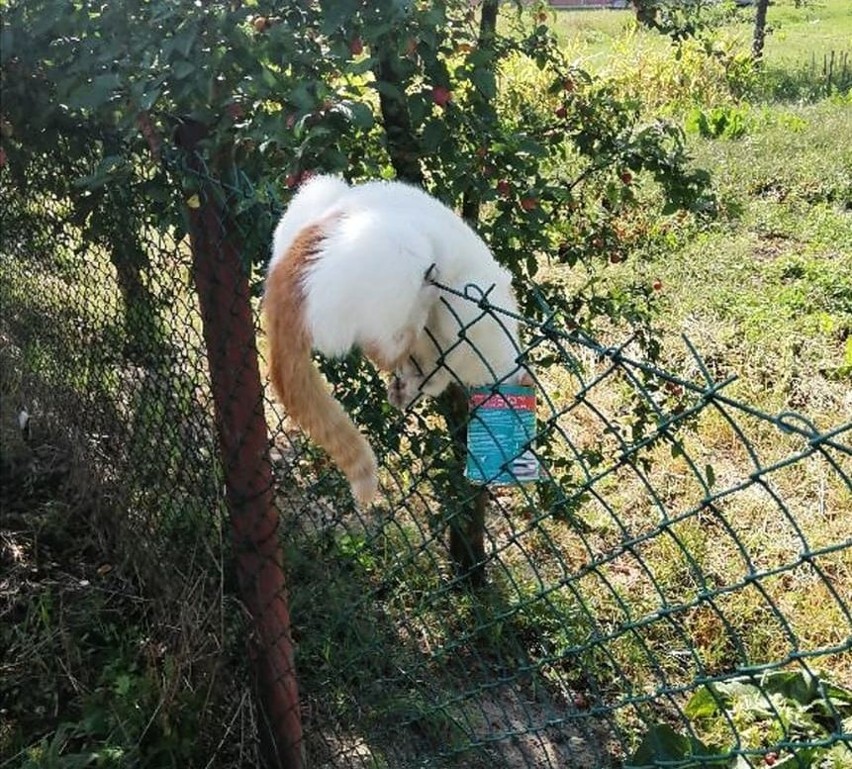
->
[[629, 670, 852, 768], [685, 104, 749, 139]]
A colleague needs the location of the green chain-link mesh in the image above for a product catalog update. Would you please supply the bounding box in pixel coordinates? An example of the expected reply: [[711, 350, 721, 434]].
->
[[2, 154, 849, 769]]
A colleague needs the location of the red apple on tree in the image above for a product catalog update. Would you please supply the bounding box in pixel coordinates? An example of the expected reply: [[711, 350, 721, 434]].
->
[[225, 102, 245, 121], [431, 86, 452, 107]]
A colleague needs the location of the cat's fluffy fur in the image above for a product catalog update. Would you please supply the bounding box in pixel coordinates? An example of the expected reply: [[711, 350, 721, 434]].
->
[[264, 175, 524, 506]]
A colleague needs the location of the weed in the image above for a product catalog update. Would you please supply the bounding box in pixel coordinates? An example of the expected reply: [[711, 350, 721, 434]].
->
[[630, 671, 852, 768], [685, 104, 750, 139], [0, 345, 255, 767]]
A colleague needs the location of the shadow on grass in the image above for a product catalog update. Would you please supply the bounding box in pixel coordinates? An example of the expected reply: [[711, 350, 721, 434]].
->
[[281, 516, 623, 769], [760, 52, 852, 103]]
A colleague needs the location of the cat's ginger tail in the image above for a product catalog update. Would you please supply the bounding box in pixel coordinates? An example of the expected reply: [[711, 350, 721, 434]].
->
[[263, 223, 379, 507]]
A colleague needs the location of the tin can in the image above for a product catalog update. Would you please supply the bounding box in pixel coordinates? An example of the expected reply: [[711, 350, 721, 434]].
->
[[465, 385, 539, 485]]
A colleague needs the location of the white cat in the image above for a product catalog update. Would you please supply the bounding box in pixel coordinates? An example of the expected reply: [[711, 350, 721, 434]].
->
[[264, 175, 526, 505]]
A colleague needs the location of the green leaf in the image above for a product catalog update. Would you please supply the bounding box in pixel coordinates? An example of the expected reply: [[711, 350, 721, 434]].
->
[[329, 100, 374, 130], [139, 87, 161, 111], [760, 671, 852, 717], [289, 83, 315, 111], [470, 67, 497, 100], [705, 463, 716, 488], [67, 73, 122, 111], [685, 685, 725, 720], [0, 27, 13, 60], [761, 671, 819, 705], [373, 80, 405, 101], [169, 25, 199, 60], [420, 119, 447, 153], [517, 137, 547, 157], [348, 101, 374, 130], [715, 679, 761, 702], [318, 0, 360, 31], [823, 683, 852, 711], [349, 56, 377, 76], [114, 673, 133, 696], [627, 724, 726, 768]]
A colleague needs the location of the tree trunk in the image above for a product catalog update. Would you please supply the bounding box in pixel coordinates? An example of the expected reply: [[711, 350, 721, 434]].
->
[[439, 383, 488, 586], [371, 34, 423, 186], [633, 0, 659, 30], [370, 5, 505, 586], [461, 0, 499, 225], [753, 0, 771, 63]]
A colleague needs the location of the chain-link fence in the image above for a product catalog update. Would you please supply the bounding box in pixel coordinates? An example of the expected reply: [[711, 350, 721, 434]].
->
[[2, 148, 850, 769]]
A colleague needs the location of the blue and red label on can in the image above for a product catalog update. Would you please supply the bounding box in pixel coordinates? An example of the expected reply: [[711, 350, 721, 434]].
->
[[465, 385, 540, 485]]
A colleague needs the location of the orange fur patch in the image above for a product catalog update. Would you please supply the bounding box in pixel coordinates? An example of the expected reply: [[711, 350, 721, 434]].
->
[[264, 220, 379, 507]]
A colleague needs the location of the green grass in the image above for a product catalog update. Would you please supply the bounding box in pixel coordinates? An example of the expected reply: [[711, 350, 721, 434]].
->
[[0, 245, 243, 766], [550, 0, 852, 102], [762, 0, 852, 65], [539, 0, 852, 420], [551, 7, 636, 61], [550, 0, 852, 68], [0, 372, 204, 767], [657, 98, 852, 419]]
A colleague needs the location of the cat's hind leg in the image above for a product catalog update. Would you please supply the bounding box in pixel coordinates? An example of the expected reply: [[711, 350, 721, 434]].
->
[[363, 326, 420, 372], [388, 360, 423, 410], [387, 329, 454, 409]]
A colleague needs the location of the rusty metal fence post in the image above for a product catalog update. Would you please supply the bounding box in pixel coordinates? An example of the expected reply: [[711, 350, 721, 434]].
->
[[178, 123, 303, 769]]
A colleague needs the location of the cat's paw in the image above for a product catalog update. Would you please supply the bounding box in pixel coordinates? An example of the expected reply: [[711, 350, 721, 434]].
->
[[350, 467, 378, 508], [388, 375, 421, 410]]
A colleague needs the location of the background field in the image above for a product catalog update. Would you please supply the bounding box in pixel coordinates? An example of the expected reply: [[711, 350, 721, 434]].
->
[[551, 0, 851, 421]]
